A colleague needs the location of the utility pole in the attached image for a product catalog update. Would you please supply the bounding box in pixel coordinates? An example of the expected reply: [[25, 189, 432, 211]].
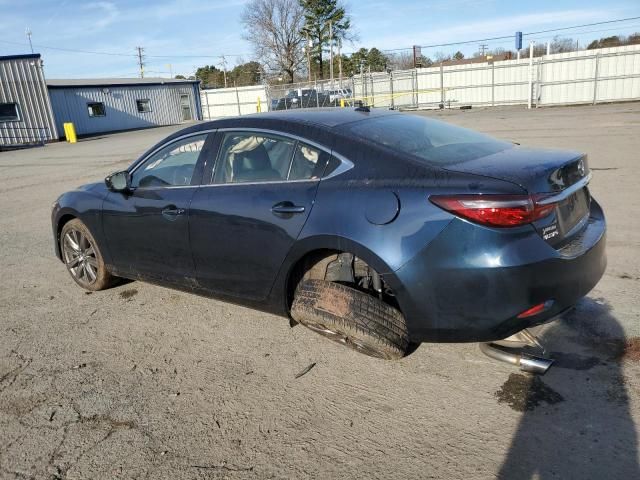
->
[[479, 44, 488, 56], [167, 64, 173, 78], [221, 55, 228, 88], [136, 46, 145, 78], [337, 39, 343, 88], [306, 33, 312, 83], [329, 21, 334, 89], [25, 28, 34, 53]]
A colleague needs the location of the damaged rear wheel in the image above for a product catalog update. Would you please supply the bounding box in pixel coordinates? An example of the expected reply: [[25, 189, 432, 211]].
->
[[291, 279, 409, 359]]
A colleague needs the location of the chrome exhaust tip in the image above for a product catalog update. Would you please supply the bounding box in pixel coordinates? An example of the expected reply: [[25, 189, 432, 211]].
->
[[519, 354, 554, 374], [479, 342, 554, 375]]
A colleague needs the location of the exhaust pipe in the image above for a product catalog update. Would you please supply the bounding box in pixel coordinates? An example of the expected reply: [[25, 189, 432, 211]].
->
[[479, 342, 554, 374]]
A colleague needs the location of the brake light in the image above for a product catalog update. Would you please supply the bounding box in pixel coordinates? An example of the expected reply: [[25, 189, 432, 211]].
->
[[430, 194, 556, 227]]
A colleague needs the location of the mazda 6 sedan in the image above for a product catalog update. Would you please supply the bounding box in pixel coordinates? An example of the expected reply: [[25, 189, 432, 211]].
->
[[51, 108, 606, 359]]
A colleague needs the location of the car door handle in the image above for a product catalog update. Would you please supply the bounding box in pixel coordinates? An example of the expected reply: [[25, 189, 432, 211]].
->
[[271, 202, 305, 215], [162, 206, 186, 220]]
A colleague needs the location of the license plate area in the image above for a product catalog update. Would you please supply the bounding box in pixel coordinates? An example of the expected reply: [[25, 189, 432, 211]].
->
[[556, 187, 590, 237]]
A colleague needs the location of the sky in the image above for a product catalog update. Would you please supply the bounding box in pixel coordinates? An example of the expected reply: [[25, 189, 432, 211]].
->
[[0, 0, 639, 79]]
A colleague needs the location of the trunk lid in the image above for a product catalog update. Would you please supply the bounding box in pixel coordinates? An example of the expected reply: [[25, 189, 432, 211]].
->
[[442, 146, 588, 193], [443, 147, 592, 246]]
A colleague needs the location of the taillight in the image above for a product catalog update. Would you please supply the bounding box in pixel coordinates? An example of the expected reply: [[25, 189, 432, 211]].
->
[[430, 194, 556, 227]]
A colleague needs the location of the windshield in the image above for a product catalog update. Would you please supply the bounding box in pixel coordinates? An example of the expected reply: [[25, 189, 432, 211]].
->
[[346, 114, 513, 165]]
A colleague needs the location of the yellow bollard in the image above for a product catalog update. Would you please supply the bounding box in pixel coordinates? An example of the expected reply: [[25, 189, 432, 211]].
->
[[340, 98, 345, 108], [257, 97, 262, 113], [63, 122, 77, 143]]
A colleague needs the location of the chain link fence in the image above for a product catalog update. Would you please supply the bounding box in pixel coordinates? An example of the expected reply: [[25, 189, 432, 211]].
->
[[201, 44, 640, 119]]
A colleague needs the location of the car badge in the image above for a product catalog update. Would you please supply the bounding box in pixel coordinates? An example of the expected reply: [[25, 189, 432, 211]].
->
[[578, 159, 585, 176]]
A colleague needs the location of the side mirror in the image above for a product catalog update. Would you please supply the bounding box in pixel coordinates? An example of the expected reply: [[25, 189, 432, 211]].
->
[[105, 171, 132, 192]]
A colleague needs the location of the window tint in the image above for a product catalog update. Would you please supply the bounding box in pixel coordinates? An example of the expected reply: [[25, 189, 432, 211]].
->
[[0, 103, 19, 122], [289, 142, 329, 180], [346, 114, 512, 165], [132, 134, 206, 188], [87, 102, 105, 117], [136, 99, 152, 113], [215, 132, 295, 184]]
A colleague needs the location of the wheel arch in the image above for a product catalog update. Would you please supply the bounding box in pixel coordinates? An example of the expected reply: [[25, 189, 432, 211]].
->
[[280, 235, 402, 313], [54, 210, 79, 261]]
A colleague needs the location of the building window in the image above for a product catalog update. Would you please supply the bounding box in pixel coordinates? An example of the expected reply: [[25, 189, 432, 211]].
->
[[0, 103, 20, 122], [136, 99, 152, 113], [87, 102, 105, 117]]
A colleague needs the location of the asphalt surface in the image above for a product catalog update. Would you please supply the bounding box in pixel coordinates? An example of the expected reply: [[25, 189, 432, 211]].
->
[[1, 103, 639, 479]]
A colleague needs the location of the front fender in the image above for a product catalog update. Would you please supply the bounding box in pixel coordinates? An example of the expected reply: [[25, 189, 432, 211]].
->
[[51, 183, 109, 263]]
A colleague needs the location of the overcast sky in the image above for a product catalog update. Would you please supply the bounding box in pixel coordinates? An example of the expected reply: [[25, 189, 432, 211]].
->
[[1, 0, 639, 79]]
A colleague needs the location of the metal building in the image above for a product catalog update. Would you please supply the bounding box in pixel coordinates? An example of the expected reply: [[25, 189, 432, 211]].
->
[[47, 77, 202, 137], [0, 54, 58, 147]]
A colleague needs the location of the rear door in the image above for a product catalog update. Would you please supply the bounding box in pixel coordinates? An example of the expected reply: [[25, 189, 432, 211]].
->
[[189, 130, 330, 300]]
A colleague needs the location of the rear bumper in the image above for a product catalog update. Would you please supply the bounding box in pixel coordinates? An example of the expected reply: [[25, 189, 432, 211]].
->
[[392, 200, 606, 342]]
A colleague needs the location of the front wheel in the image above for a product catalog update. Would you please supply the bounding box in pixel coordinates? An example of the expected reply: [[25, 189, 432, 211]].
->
[[291, 279, 409, 360], [60, 218, 115, 291]]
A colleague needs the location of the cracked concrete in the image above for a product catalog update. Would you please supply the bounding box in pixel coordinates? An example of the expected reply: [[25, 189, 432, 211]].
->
[[1, 105, 640, 479]]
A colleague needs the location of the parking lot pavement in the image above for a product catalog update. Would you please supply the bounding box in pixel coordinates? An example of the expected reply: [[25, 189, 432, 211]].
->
[[1, 105, 639, 479]]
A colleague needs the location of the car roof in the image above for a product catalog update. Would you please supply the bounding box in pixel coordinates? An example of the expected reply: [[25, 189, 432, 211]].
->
[[197, 107, 398, 130]]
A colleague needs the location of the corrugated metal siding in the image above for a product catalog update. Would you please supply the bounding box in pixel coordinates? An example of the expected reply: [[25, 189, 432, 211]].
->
[[48, 83, 200, 136], [0, 56, 58, 146]]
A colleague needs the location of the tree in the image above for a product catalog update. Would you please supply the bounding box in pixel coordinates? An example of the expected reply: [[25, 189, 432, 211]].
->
[[229, 61, 264, 86], [550, 36, 574, 53], [195, 65, 225, 88], [174, 74, 186, 79], [241, 0, 306, 83], [587, 35, 622, 49], [453, 51, 464, 60], [300, 0, 351, 79]]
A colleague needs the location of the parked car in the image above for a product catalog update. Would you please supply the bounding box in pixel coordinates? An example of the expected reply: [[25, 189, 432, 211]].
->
[[52, 108, 606, 360], [327, 88, 353, 104], [275, 89, 332, 110]]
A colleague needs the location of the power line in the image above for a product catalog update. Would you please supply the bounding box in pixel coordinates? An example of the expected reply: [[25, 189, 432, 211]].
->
[[1, 14, 639, 66], [361, 14, 640, 55], [525, 16, 640, 36]]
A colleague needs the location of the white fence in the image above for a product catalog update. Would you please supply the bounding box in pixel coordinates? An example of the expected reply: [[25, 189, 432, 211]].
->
[[200, 44, 640, 118], [352, 44, 640, 109], [201, 84, 268, 119]]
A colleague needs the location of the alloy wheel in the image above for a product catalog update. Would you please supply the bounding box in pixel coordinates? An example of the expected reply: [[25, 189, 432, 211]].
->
[[62, 228, 98, 285]]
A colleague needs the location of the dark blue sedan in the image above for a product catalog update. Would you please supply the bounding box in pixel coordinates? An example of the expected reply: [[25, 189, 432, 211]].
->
[[51, 108, 606, 360]]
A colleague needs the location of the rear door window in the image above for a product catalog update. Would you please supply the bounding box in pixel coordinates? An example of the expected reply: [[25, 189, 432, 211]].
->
[[214, 132, 295, 184], [289, 142, 330, 180]]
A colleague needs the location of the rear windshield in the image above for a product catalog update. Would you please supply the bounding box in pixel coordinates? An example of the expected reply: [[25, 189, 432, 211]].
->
[[346, 114, 512, 165]]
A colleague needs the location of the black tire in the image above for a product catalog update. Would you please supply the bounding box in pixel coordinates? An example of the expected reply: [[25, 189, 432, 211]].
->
[[60, 218, 115, 291], [291, 279, 409, 360]]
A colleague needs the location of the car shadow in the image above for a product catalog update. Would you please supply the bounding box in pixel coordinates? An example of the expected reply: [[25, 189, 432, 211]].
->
[[497, 297, 639, 478]]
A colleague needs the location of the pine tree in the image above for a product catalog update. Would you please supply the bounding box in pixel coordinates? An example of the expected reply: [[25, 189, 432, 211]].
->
[[300, 0, 351, 79]]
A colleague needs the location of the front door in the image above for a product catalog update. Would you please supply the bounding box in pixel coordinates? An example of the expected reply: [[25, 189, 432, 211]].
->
[[189, 131, 330, 300], [102, 133, 210, 284], [180, 94, 193, 121]]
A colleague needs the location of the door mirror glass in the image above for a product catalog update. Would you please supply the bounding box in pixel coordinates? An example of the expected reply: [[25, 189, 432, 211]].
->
[[105, 171, 131, 192]]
